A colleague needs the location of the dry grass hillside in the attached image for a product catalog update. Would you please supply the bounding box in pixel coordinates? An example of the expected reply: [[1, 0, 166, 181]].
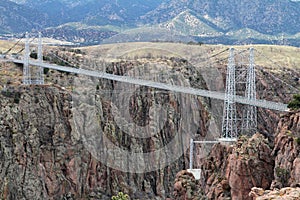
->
[[81, 42, 300, 101], [81, 42, 300, 68], [1, 39, 299, 68]]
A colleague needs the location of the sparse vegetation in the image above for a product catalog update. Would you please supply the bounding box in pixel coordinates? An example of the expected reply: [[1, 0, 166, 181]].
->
[[286, 130, 293, 137], [151, 39, 204, 46], [13, 96, 20, 104], [1, 89, 21, 104], [187, 41, 204, 45], [68, 48, 86, 55], [275, 167, 290, 183]]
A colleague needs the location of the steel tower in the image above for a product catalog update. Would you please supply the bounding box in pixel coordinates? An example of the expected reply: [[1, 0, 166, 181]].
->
[[35, 32, 44, 84], [23, 32, 44, 85], [23, 32, 31, 85], [221, 48, 238, 139], [242, 48, 257, 134]]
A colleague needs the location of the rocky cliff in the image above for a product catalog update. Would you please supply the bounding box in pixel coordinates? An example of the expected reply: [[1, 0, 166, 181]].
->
[[172, 170, 205, 200], [0, 84, 184, 199], [0, 55, 211, 199], [201, 133, 275, 200], [172, 111, 300, 200], [271, 111, 300, 189]]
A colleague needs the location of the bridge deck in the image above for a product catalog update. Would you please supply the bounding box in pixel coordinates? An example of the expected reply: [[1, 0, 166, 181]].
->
[[9, 58, 288, 112]]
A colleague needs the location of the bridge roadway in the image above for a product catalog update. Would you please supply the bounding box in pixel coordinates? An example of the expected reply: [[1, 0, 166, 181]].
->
[[10, 58, 288, 112]]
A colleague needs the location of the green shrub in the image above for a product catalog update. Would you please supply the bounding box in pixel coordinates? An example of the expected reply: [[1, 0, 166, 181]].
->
[[111, 192, 129, 200], [287, 94, 300, 110], [30, 52, 37, 59], [14, 96, 20, 104], [43, 68, 50, 74]]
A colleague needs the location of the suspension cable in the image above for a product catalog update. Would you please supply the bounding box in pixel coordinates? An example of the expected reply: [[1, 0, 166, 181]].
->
[[3, 34, 25, 54], [255, 49, 300, 92]]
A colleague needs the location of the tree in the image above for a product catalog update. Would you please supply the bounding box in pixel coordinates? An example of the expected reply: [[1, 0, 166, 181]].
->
[[111, 192, 129, 200], [287, 94, 300, 110]]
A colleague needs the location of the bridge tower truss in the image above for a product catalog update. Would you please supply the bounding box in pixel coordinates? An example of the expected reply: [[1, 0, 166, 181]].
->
[[35, 32, 44, 84], [221, 47, 258, 139], [221, 48, 238, 139], [23, 32, 44, 85], [242, 47, 257, 135]]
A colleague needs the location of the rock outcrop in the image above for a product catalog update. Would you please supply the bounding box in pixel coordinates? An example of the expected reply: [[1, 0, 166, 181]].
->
[[249, 187, 300, 199], [0, 86, 77, 199], [201, 143, 231, 199], [201, 133, 275, 200], [172, 170, 206, 200], [1, 85, 177, 199], [196, 111, 300, 200], [271, 111, 300, 189]]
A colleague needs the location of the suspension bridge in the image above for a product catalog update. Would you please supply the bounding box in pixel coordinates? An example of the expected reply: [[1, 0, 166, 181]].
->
[[1, 32, 294, 178], [0, 33, 290, 133]]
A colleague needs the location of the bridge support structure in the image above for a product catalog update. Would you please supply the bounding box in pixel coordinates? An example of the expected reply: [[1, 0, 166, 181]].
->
[[22, 32, 44, 85], [188, 138, 236, 180], [221, 47, 257, 140], [242, 47, 257, 135], [221, 48, 238, 140], [23, 32, 31, 85]]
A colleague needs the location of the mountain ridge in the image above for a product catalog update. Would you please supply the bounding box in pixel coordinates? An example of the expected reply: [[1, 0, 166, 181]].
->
[[0, 0, 48, 33], [2, 0, 300, 46]]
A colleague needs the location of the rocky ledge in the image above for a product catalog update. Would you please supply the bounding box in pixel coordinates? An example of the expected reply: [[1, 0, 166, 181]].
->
[[249, 187, 300, 200]]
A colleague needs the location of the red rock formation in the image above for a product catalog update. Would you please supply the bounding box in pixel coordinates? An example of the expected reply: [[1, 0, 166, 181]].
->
[[202, 134, 274, 200], [173, 170, 206, 200], [200, 111, 300, 199], [202, 143, 232, 199]]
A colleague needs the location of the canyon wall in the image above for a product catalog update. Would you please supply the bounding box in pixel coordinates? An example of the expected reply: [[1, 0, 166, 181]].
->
[[1, 44, 299, 199]]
